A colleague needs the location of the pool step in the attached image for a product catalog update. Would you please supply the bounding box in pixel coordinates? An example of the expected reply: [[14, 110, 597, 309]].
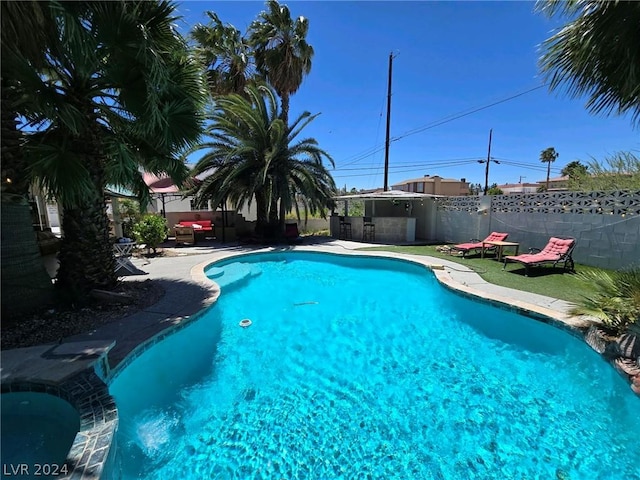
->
[[207, 263, 261, 289]]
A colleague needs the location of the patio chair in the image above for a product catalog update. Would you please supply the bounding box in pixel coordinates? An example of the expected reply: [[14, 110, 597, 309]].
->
[[503, 237, 576, 276], [450, 232, 509, 258], [284, 222, 302, 244]]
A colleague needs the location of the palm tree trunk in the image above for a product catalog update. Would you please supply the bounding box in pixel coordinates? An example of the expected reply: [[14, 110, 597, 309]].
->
[[280, 92, 290, 128], [55, 129, 116, 302], [1, 200, 55, 321], [254, 191, 269, 237], [546, 162, 551, 189], [278, 194, 286, 233], [269, 197, 279, 224], [1, 79, 54, 320]]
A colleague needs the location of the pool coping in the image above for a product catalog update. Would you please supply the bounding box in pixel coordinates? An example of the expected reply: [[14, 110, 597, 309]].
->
[[0, 244, 615, 479]]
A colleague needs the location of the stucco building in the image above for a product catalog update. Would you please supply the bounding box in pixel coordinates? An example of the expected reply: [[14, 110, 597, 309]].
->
[[391, 175, 470, 196]]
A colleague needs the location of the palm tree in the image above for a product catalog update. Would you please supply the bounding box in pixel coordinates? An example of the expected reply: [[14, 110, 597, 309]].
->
[[248, 0, 314, 126], [191, 11, 258, 98], [1, 1, 60, 318], [540, 147, 559, 189], [189, 85, 335, 238], [570, 268, 640, 335], [267, 107, 337, 231], [537, 0, 640, 125], [16, 1, 205, 302]]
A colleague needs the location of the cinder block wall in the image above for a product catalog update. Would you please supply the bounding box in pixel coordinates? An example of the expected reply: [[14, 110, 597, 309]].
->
[[434, 191, 640, 270]]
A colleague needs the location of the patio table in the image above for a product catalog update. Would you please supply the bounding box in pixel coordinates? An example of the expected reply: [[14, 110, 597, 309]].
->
[[481, 240, 520, 262]]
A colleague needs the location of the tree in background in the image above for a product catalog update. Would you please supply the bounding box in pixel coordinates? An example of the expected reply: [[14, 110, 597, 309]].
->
[[486, 183, 504, 195], [469, 183, 483, 195], [537, 0, 640, 126], [561, 160, 589, 189], [191, 1, 322, 235], [118, 199, 143, 239], [248, 0, 314, 127], [561, 160, 589, 178], [191, 11, 257, 98], [248, 0, 315, 229], [540, 147, 560, 189], [189, 85, 335, 238], [580, 152, 640, 191]]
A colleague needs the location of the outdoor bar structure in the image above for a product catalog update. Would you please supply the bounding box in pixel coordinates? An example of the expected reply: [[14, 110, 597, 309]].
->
[[331, 190, 441, 244]]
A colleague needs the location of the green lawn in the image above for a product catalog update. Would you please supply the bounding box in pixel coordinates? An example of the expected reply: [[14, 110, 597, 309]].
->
[[358, 245, 607, 305]]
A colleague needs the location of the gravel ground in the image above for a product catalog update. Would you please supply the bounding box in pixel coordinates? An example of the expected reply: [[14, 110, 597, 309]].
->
[[1, 280, 165, 350]]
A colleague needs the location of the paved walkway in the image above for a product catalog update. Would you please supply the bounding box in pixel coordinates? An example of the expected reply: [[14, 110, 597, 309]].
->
[[1, 237, 585, 386]]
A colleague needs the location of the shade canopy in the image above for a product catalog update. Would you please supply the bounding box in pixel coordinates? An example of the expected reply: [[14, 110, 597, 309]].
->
[[143, 172, 181, 194], [333, 190, 441, 201], [105, 185, 137, 198]]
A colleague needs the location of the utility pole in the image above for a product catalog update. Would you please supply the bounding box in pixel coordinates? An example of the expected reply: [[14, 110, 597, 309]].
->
[[383, 52, 394, 191], [484, 129, 492, 195], [519, 176, 526, 193], [478, 129, 499, 195]]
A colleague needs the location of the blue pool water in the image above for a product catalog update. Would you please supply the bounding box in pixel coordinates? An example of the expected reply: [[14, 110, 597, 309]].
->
[[1, 392, 79, 479], [109, 252, 640, 480]]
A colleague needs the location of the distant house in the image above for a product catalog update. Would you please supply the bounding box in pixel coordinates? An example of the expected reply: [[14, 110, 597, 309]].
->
[[537, 175, 570, 191], [497, 182, 540, 194], [391, 175, 470, 196]]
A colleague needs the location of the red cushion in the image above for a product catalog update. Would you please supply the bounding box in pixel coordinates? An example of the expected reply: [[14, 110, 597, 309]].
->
[[178, 220, 213, 231], [505, 237, 574, 264], [484, 232, 509, 242]]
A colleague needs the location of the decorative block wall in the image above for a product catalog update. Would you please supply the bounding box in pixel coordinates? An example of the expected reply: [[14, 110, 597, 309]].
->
[[435, 191, 640, 270]]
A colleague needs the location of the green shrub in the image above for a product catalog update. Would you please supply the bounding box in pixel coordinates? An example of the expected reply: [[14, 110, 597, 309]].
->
[[570, 267, 640, 335], [118, 199, 143, 239], [132, 214, 167, 254]]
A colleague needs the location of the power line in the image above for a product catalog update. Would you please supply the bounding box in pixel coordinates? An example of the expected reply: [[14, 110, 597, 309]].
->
[[335, 158, 479, 172], [333, 162, 480, 179], [392, 84, 547, 142], [335, 83, 547, 167]]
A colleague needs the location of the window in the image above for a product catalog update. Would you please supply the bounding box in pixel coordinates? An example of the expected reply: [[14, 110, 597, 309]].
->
[[416, 182, 425, 193]]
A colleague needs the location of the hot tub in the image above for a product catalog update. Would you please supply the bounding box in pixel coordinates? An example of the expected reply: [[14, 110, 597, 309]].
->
[[1, 392, 80, 477]]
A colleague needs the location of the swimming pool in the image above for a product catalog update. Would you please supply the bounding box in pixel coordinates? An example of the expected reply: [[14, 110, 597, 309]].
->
[[109, 251, 640, 479]]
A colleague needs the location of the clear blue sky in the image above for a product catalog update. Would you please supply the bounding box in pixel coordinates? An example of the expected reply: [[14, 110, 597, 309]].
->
[[176, 1, 639, 191]]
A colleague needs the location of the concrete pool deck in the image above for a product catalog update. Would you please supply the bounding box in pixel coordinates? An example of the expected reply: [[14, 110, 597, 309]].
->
[[0, 237, 591, 479]]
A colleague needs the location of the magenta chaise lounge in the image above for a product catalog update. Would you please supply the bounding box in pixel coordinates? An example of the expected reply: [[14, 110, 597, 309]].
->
[[284, 222, 302, 244], [450, 231, 509, 258], [503, 237, 576, 276]]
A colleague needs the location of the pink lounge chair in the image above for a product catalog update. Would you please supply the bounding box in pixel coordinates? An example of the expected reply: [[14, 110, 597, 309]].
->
[[450, 232, 509, 258], [284, 222, 302, 244], [503, 237, 576, 276]]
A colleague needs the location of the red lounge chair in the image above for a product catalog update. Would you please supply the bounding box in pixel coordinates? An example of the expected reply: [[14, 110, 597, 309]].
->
[[503, 237, 576, 276], [450, 232, 509, 258], [284, 223, 302, 244]]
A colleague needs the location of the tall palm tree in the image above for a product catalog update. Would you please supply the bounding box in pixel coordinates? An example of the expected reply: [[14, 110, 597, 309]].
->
[[267, 108, 337, 231], [189, 85, 335, 238], [17, 1, 205, 302], [540, 147, 559, 190], [248, 0, 314, 126], [537, 0, 640, 126], [191, 11, 258, 98]]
